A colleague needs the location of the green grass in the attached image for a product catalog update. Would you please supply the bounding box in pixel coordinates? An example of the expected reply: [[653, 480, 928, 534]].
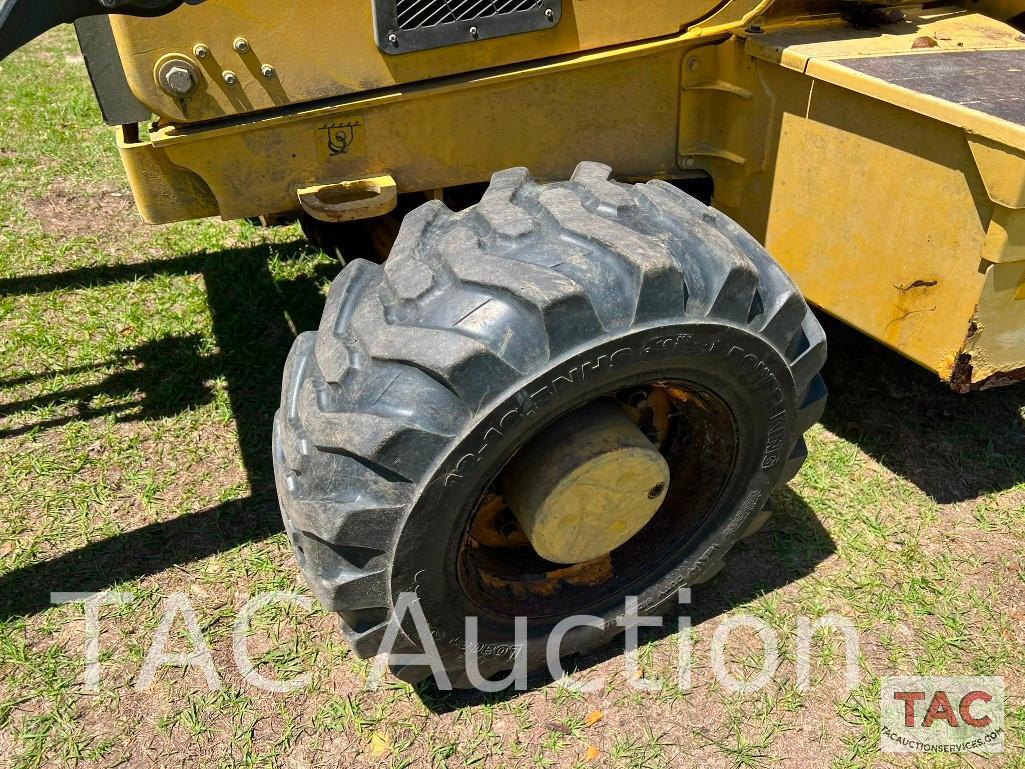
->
[[2, 27, 1024, 769]]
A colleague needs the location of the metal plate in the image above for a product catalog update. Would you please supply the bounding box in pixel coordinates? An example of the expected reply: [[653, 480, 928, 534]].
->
[[74, 16, 151, 126], [374, 0, 561, 55], [839, 49, 1025, 127]]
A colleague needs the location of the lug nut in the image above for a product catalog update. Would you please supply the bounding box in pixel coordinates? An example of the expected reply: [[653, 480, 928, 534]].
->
[[233, 37, 250, 54], [222, 70, 239, 86]]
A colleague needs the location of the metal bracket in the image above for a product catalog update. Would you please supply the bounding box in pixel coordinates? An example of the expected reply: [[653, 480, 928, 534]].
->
[[297, 175, 398, 223], [74, 16, 152, 125]]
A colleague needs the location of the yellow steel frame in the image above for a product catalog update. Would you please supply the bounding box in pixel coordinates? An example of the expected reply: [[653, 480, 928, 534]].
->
[[109, 2, 1025, 389]]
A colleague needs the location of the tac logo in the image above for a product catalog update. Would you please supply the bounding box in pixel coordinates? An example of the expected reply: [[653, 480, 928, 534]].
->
[[881, 676, 1005, 753]]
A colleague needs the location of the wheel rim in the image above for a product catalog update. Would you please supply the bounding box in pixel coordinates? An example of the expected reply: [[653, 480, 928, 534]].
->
[[457, 380, 738, 620]]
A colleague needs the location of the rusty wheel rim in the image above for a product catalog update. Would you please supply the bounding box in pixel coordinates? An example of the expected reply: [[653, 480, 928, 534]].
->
[[456, 380, 738, 620]]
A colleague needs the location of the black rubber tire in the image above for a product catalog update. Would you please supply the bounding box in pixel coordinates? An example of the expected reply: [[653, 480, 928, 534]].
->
[[273, 162, 827, 686]]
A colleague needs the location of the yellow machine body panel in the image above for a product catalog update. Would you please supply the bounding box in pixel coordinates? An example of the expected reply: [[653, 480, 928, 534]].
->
[[108, 2, 1025, 389], [685, 9, 1025, 389], [107, 0, 774, 124]]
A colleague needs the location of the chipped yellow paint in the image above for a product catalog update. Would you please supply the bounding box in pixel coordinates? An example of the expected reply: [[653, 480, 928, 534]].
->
[[961, 261, 1025, 385]]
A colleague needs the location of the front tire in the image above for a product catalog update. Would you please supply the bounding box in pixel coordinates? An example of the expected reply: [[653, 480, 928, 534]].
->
[[273, 162, 826, 685]]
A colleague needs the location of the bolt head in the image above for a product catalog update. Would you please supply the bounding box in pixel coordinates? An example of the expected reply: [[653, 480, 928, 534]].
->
[[157, 60, 198, 97], [233, 37, 250, 54], [193, 44, 210, 60], [545, 8, 554, 20], [261, 64, 276, 79], [222, 70, 239, 86], [164, 66, 194, 95], [388, 32, 399, 46], [687, 57, 700, 72], [469, 25, 479, 39]]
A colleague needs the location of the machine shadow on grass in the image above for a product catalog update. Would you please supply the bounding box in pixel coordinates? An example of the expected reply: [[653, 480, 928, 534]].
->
[[817, 315, 1025, 504], [0, 238, 337, 619], [1, 243, 1022, 669]]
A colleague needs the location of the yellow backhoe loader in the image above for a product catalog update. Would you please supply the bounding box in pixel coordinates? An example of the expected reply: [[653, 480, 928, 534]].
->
[[2, 0, 1023, 685]]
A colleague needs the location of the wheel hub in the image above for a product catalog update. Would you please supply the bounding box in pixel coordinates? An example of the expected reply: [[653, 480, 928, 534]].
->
[[500, 400, 670, 564]]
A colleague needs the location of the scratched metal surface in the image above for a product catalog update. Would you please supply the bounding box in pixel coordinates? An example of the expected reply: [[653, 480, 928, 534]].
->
[[838, 49, 1025, 126]]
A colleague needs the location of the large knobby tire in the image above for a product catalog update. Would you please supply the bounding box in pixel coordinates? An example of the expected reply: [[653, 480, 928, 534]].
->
[[273, 162, 827, 686]]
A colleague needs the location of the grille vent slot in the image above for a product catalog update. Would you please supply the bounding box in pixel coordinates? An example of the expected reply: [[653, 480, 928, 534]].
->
[[396, 0, 541, 30]]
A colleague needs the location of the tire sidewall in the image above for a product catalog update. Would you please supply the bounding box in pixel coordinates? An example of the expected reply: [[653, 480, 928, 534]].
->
[[391, 321, 798, 669]]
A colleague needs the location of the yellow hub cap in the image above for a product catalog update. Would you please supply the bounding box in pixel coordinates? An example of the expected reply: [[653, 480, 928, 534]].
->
[[500, 400, 670, 564]]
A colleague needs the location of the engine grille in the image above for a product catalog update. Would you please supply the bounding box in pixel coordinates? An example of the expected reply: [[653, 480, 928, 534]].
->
[[375, 0, 559, 54], [396, 0, 541, 30]]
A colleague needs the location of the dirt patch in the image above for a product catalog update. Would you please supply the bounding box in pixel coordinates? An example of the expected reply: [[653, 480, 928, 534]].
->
[[26, 180, 138, 238]]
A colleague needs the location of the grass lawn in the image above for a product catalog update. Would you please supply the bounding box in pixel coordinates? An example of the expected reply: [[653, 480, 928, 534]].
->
[[1, 28, 1023, 769]]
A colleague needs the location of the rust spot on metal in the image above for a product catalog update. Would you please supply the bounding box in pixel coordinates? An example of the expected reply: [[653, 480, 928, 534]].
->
[[949, 319, 979, 393], [476, 555, 613, 598], [950, 316, 1024, 393], [950, 352, 974, 394], [972, 366, 1025, 390], [944, 318, 1024, 393], [895, 279, 938, 291], [951, 355, 1025, 393], [468, 492, 527, 548]]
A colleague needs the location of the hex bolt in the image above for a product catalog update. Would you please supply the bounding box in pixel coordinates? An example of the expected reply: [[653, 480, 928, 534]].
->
[[261, 64, 276, 79], [388, 32, 399, 46], [163, 66, 194, 95], [157, 59, 197, 97], [222, 70, 239, 87], [193, 43, 210, 60], [233, 37, 250, 55], [469, 26, 479, 39], [683, 157, 696, 168], [686, 57, 700, 72], [545, 8, 554, 21]]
